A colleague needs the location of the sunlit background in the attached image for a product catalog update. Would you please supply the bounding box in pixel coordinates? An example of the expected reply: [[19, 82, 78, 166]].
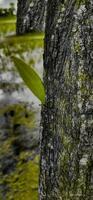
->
[[0, 0, 16, 8]]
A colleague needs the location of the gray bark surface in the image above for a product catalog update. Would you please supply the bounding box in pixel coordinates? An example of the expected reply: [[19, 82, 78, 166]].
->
[[16, 0, 30, 34], [40, 0, 93, 199], [16, 0, 46, 35]]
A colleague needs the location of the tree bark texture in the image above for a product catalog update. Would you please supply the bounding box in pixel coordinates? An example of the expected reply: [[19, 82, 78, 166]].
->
[[40, 0, 93, 199], [16, 0, 46, 35]]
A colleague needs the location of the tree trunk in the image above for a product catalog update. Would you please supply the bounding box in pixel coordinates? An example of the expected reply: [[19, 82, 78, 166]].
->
[[28, 0, 46, 32], [40, 0, 93, 199], [16, 0, 46, 35], [16, 0, 30, 34]]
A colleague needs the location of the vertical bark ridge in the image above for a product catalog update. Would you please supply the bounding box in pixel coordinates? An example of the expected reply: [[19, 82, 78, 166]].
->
[[40, 0, 93, 199], [16, 0, 46, 35]]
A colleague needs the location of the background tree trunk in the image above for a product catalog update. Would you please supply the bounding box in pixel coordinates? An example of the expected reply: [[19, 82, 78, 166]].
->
[[16, 0, 30, 34], [16, 0, 46, 35], [40, 0, 93, 199]]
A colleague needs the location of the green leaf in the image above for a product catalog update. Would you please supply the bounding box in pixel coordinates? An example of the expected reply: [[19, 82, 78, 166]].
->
[[12, 56, 45, 104]]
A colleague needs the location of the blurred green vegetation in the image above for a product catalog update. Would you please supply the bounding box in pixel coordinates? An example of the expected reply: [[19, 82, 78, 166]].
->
[[0, 103, 39, 199], [0, 16, 43, 199], [0, 16, 16, 34]]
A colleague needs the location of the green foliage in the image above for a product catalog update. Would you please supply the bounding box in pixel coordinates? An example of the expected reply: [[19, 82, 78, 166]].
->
[[1, 153, 39, 200], [0, 22, 16, 35], [0, 33, 44, 46], [0, 104, 39, 199], [0, 17, 44, 57], [0, 34, 44, 56], [12, 56, 45, 104], [0, 17, 42, 199], [7, 155, 39, 200], [0, 103, 35, 157], [0, 16, 16, 22], [0, 104, 35, 129]]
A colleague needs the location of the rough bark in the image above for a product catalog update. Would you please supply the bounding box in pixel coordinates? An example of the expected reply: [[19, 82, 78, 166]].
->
[[16, 0, 46, 35], [16, 0, 30, 34], [40, 0, 93, 199]]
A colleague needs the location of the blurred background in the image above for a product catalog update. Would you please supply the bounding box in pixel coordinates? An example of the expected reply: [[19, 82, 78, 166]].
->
[[0, 0, 16, 8], [0, 1, 43, 199]]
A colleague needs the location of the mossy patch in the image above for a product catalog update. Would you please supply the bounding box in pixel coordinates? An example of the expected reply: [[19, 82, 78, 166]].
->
[[1, 154, 39, 200]]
